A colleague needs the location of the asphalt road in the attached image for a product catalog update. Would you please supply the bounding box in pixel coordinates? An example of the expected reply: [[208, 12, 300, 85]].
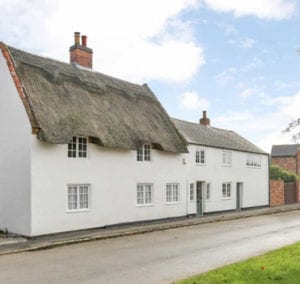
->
[[1, 211, 300, 284]]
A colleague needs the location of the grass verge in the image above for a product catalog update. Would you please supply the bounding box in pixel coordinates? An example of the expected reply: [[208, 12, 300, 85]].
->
[[176, 242, 300, 284]]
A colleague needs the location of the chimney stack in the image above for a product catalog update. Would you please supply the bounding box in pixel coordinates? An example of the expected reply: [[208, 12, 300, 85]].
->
[[69, 32, 93, 69], [199, 110, 210, 126]]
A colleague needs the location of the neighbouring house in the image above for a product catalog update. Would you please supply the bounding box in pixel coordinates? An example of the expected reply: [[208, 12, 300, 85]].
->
[[271, 144, 300, 204], [0, 33, 269, 236], [173, 113, 269, 215]]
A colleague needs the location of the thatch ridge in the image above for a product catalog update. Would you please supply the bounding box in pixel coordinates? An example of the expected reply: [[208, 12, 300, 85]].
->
[[6, 45, 188, 153]]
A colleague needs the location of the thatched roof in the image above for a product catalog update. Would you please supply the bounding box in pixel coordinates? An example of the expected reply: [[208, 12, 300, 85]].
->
[[172, 118, 267, 155], [3, 44, 188, 153]]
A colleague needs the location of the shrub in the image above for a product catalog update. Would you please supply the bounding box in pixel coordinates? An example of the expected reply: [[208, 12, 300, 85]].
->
[[270, 164, 299, 182]]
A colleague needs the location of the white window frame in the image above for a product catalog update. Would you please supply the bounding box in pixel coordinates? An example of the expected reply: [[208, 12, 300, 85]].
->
[[68, 136, 88, 158], [222, 183, 231, 199], [166, 183, 180, 204], [206, 183, 211, 201], [67, 184, 90, 212], [137, 144, 151, 162], [246, 154, 261, 168], [136, 183, 153, 206], [189, 183, 195, 202], [195, 148, 206, 165], [222, 150, 232, 167]]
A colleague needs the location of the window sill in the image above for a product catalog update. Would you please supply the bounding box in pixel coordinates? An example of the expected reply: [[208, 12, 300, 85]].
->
[[222, 165, 232, 167], [136, 204, 154, 207], [195, 163, 206, 166], [66, 209, 90, 213], [165, 201, 179, 205], [221, 198, 231, 200]]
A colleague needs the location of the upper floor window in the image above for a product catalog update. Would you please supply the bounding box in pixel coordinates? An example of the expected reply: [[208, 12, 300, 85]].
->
[[136, 184, 153, 205], [137, 144, 151, 161], [68, 136, 87, 158], [67, 184, 90, 212], [222, 150, 232, 166], [246, 154, 261, 168], [195, 148, 205, 165], [166, 183, 179, 203], [222, 183, 231, 199]]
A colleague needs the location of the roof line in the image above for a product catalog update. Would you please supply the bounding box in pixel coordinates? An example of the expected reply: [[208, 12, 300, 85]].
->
[[171, 117, 235, 133], [0, 42, 40, 130]]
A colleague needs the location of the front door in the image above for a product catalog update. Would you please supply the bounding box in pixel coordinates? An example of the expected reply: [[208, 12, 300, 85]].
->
[[196, 181, 204, 216], [236, 182, 243, 211]]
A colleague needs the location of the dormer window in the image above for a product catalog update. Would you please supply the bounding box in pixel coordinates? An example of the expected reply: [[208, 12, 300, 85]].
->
[[68, 136, 87, 158], [137, 144, 151, 161]]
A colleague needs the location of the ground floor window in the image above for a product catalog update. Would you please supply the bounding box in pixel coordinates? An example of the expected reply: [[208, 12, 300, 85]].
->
[[166, 183, 179, 203], [137, 184, 153, 205], [222, 183, 231, 199], [206, 183, 211, 200], [67, 184, 90, 211], [189, 183, 195, 201]]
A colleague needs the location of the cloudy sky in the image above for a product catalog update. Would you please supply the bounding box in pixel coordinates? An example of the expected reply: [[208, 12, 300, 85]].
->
[[1, 0, 300, 152]]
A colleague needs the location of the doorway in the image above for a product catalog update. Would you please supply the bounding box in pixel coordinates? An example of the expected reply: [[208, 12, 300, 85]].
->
[[236, 182, 243, 211], [196, 181, 204, 216]]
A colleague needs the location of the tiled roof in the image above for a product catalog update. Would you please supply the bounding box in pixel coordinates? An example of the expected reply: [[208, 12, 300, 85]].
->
[[271, 144, 300, 157], [172, 118, 266, 154]]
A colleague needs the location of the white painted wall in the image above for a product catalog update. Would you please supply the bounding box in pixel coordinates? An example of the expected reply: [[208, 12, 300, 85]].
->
[[0, 51, 32, 235], [185, 145, 269, 214], [30, 139, 188, 236]]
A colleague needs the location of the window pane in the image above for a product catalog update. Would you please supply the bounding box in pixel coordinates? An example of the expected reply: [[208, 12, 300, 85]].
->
[[137, 149, 143, 161], [145, 185, 152, 204], [144, 144, 151, 161], [166, 184, 172, 202], [137, 185, 144, 204], [190, 184, 194, 201], [79, 186, 89, 209], [200, 150, 205, 163], [173, 185, 179, 202], [68, 186, 78, 210], [195, 151, 200, 163]]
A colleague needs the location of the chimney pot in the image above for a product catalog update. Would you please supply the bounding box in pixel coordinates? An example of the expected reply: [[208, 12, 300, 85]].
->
[[74, 32, 80, 45], [81, 35, 87, 47]]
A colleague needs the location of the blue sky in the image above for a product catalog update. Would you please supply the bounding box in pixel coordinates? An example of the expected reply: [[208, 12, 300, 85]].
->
[[1, 0, 300, 152]]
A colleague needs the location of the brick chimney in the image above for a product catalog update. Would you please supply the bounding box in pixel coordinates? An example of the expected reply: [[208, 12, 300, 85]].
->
[[69, 32, 93, 69], [199, 110, 210, 126]]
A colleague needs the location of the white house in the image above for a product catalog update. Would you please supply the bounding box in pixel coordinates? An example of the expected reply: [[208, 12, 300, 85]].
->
[[0, 33, 269, 236], [173, 114, 269, 216]]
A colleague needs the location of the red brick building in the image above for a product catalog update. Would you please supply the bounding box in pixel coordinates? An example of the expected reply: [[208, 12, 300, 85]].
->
[[271, 144, 300, 204]]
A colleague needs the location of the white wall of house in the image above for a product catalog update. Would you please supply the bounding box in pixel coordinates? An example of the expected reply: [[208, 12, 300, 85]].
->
[[30, 138, 188, 236], [185, 145, 269, 214], [0, 52, 32, 235]]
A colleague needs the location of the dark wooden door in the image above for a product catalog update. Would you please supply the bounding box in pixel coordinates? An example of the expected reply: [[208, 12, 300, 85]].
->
[[284, 182, 297, 204]]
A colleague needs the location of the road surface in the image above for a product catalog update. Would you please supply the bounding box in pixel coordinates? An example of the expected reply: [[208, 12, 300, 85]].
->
[[1, 211, 300, 283]]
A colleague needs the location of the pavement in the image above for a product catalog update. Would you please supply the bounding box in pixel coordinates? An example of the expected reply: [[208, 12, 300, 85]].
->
[[1, 203, 300, 256]]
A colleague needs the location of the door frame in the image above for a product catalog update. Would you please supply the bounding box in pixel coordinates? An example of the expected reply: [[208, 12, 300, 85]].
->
[[236, 182, 243, 211], [196, 181, 204, 216]]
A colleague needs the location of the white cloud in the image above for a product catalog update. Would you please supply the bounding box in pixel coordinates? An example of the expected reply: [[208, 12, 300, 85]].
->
[[215, 67, 237, 85], [180, 91, 209, 111], [202, 0, 296, 20], [238, 88, 257, 99], [0, 0, 204, 83], [214, 91, 300, 152], [242, 57, 263, 71], [240, 37, 256, 48]]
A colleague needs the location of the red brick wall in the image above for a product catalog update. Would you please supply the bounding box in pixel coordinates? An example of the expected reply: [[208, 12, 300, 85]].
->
[[270, 179, 284, 206], [70, 48, 93, 68], [271, 157, 296, 173]]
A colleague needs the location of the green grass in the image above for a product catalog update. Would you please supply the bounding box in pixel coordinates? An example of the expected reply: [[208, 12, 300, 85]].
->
[[176, 242, 300, 284]]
